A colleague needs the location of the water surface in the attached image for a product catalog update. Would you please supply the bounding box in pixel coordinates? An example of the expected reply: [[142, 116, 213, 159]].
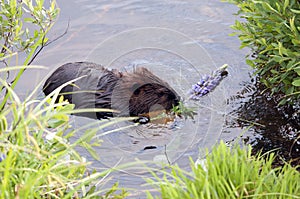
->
[[14, 0, 299, 197]]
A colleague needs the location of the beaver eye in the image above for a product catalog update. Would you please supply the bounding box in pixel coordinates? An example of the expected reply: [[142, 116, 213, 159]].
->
[[133, 88, 140, 95], [158, 92, 164, 97]]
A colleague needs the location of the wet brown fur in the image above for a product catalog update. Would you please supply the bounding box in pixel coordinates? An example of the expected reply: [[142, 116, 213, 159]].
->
[[43, 62, 180, 120]]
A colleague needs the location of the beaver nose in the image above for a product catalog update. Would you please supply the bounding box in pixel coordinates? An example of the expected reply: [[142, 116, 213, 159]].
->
[[174, 95, 181, 105]]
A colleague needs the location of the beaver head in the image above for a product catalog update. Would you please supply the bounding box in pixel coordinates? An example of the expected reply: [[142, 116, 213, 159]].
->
[[110, 67, 180, 118], [128, 83, 180, 116]]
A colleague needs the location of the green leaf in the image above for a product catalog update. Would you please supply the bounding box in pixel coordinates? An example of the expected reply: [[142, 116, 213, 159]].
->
[[80, 142, 99, 160], [0, 116, 7, 132], [289, 16, 298, 35], [278, 98, 287, 105], [246, 59, 256, 67], [270, 69, 279, 74], [259, 1, 279, 14], [291, 9, 300, 14], [24, 18, 34, 23], [47, 118, 65, 128], [287, 86, 294, 94], [292, 78, 300, 86], [283, 0, 289, 13], [294, 67, 300, 76]]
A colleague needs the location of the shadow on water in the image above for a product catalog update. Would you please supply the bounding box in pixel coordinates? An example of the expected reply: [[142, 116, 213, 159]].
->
[[226, 78, 300, 168]]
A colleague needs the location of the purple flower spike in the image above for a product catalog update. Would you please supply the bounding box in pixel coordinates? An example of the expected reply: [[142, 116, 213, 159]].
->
[[189, 64, 228, 100]]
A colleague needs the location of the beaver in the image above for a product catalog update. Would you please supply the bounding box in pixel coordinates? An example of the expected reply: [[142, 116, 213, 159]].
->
[[43, 62, 180, 121]]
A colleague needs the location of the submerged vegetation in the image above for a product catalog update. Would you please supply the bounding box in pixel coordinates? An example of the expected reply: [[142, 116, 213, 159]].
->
[[225, 0, 300, 105]]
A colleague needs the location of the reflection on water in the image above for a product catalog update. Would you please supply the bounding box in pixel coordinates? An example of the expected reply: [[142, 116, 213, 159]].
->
[[226, 80, 300, 167]]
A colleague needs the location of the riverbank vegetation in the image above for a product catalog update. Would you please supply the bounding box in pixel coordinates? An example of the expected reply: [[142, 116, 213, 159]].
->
[[0, 88, 128, 198], [147, 141, 300, 199], [225, 0, 300, 105], [0, 0, 127, 198]]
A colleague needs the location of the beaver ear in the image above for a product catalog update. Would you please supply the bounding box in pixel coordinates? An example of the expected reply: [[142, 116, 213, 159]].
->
[[135, 67, 151, 74], [157, 87, 167, 97]]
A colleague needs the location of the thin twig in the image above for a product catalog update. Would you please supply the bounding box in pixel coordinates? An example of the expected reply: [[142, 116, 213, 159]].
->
[[27, 34, 47, 66], [164, 144, 171, 165], [44, 19, 70, 47], [28, 19, 70, 65]]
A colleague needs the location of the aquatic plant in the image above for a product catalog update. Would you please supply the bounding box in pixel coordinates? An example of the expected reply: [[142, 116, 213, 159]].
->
[[170, 65, 228, 119], [171, 101, 197, 119], [189, 64, 228, 100], [225, 0, 300, 105], [147, 141, 300, 199]]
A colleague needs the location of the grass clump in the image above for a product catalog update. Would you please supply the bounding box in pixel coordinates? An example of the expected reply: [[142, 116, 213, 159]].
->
[[147, 141, 300, 199], [0, 84, 128, 198], [225, 0, 300, 104]]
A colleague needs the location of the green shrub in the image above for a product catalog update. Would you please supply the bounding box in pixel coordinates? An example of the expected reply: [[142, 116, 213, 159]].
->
[[226, 0, 300, 104], [0, 1, 128, 198], [147, 141, 300, 199], [0, 0, 59, 110], [0, 83, 128, 198]]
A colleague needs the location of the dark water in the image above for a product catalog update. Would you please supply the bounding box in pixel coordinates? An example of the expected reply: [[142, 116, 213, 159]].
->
[[14, 0, 299, 197], [225, 80, 300, 168]]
